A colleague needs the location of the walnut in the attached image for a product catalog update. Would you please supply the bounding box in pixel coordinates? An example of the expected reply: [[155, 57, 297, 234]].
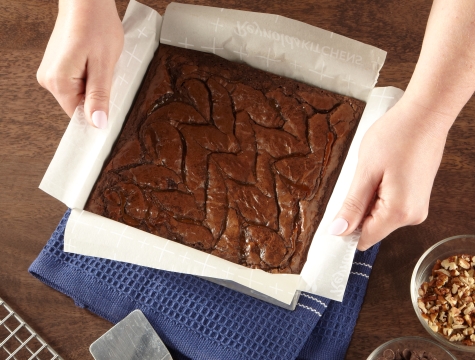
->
[[464, 296, 473, 304], [439, 311, 447, 322], [435, 268, 451, 277], [459, 258, 471, 269], [421, 294, 437, 302], [449, 333, 465, 342], [418, 299, 428, 314], [452, 283, 459, 294], [463, 327, 475, 336], [441, 259, 450, 268], [449, 307, 461, 317], [464, 302, 475, 315], [445, 295, 458, 307], [465, 314, 473, 327], [436, 274, 449, 288], [441, 258, 458, 271], [450, 269, 460, 277], [443, 327, 453, 337]]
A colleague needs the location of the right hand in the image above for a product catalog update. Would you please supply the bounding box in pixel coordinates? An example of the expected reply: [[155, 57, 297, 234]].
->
[[329, 96, 451, 250], [37, 0, 124, 128]]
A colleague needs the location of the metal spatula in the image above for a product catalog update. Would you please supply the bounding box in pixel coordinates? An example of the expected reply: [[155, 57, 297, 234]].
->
[[90, 310, 172, 360]]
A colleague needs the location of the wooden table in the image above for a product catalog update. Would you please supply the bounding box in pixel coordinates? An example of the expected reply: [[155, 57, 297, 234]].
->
[[1, 0, 474, 359]]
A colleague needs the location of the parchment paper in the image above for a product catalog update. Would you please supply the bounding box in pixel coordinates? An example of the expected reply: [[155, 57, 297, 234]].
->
[[40, 0, 404, 305], [160, 2, 386, 101]]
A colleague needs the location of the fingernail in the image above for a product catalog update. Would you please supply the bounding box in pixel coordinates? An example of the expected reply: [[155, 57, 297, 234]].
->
[[92, 110, 107, 129], [329, 217, 349, 236]]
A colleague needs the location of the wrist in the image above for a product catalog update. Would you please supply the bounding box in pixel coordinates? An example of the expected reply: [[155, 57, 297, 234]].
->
[[396, 94, 455, 138], [58, 0, 117, 17]]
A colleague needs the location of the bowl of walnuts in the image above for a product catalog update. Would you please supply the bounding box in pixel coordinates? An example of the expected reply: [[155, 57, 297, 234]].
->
[[411, 234, 475, 353]]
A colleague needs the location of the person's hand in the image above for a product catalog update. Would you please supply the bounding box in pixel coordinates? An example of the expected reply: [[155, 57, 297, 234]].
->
[[37, 0, 123, 128], [329, 97, 452, 250]]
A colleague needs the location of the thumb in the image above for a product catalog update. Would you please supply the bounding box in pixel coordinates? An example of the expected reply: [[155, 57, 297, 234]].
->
[[84, 58, 114, 129], [329, 166, 380, 237]]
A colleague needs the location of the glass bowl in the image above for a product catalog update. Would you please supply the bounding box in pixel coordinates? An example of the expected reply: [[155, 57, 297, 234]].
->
[[367, 336, 456, 360], [411, 234, 475, 353]]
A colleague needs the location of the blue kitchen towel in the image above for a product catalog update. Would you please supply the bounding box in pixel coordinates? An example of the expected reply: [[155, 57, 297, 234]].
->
[[29, 210, 379, 360]]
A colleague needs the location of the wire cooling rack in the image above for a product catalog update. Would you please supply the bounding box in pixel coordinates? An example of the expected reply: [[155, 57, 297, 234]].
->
[[0, 297, 62, 360]]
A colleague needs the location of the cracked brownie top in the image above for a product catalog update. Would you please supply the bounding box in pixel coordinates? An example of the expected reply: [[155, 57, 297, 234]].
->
[[85, 44, 365, 274]]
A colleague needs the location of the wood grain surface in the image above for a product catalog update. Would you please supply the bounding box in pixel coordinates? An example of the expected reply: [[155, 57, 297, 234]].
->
[[1, 0, 474, 359]]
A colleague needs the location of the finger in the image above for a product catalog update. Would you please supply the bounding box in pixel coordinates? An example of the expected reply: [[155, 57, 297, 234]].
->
[[84, 57, 115, 129], [55, 83, 84, 118], [329, 165, 381, 236], [356, 195, 429, 251], [37, 68, 85, 118], [356, 198, 392, 251]]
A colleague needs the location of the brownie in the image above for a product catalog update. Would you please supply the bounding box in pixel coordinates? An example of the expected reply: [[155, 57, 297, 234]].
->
[[84, 44, 365, 274]]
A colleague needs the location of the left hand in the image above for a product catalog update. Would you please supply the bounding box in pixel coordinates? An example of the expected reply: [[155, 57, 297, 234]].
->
[[36, 0, 124, 128]]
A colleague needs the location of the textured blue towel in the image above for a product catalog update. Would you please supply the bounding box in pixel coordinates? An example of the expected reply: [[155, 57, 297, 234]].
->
[[29, 210, 379, 360]]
